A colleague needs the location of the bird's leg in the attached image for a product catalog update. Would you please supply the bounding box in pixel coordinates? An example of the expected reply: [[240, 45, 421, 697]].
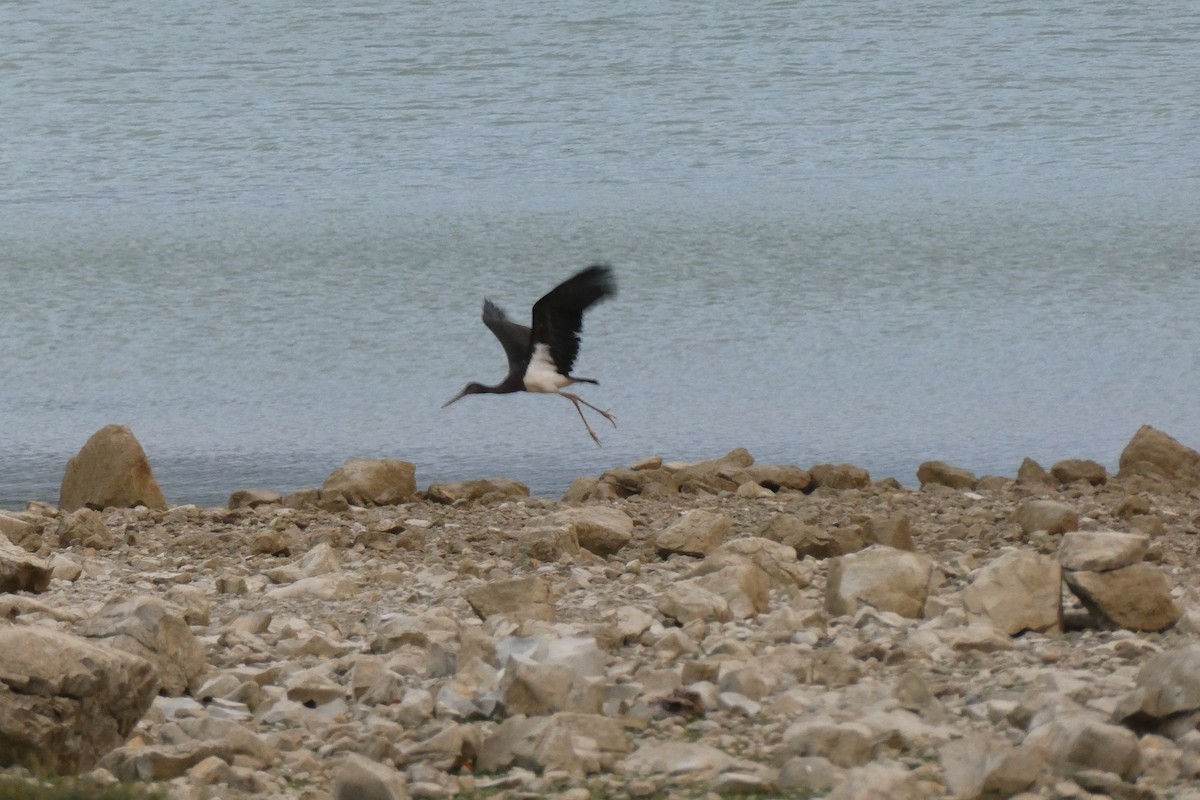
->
[[564, 392, 618, 428], [561, 393, 603, 445]]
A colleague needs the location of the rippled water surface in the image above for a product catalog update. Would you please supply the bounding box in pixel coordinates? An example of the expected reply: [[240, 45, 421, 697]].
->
[[2, 1, 1198, 506]]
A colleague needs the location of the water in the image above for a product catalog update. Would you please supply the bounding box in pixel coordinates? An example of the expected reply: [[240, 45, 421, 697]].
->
[[2, 1, 1199, 508]]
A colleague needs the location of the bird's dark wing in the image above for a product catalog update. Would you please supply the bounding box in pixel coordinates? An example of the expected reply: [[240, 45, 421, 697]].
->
[[530, 264, 616, 376], [481, 299, 532, 375]]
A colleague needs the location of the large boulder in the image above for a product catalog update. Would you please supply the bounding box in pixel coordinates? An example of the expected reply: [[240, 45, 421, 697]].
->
[[1063, 564, 1179, 632], [962, 549, 1062, 635], [656, 510, 731, 558], [0, 626, 158, 773], [76, 594, 209, 696], [59, 424, 167, 511], [1116, 643, 1200, 737], [321, 458, 417, 506], [547, 506, 634, 557], [825, 546, 933, 619], [917, 460, 977, 490], [1118, 425, 1200, 484]]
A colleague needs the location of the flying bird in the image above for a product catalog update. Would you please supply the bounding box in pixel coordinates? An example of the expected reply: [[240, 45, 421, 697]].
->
[[443, 264, 618, 444]]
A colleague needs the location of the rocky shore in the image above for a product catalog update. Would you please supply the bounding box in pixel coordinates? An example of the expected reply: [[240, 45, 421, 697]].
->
[[4, 423, 1200, 799]]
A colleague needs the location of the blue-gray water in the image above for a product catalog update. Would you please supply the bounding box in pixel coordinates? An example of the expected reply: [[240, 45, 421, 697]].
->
[[2, 1, 1199, 508]]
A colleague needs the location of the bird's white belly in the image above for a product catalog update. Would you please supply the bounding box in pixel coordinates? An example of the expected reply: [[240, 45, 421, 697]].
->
[[523, 343, 571, 393]]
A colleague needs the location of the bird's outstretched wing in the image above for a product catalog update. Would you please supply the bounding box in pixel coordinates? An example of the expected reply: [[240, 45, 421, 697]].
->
[[481, 299, 532, 375], [530, 264, 616, 376]]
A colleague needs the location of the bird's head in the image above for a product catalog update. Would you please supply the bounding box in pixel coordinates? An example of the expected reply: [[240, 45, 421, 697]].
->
[[442, 382, 488, 408]]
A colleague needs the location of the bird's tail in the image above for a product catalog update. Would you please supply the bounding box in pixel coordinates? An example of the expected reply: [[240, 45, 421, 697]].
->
[[569, 376, 599, 385]]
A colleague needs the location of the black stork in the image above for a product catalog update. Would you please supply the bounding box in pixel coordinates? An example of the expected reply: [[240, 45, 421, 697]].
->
[[443, 264, 618, 444]]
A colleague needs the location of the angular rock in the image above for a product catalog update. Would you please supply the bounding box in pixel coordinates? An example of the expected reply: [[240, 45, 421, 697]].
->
[[1118, 425, 1200, 484], [464, 575, 555, 622], [672, 448, 755, 494], [1051, 458, 1108, 486], [862, 514, 914, 551], [761, 515, 863, 560], [783, 718, 876, 767], [478, 713, 630, 775], [1017, 457, 1053, 486], [592, 467, 678, 499], [76, 594, 209, 695], [962, 549, 1062, 635], [56, 508, 116, 549], [687, 562, 770, 619], [426, 478, 529, 504], [0, 536, 52, 593], [101, 717, 277, 781], [332, 753, 409, 800], [729, 464, 812, 493], [1015, 499, 1078, 535], [59, 424, 168, 511], [809, 463, 871, 491], [500, 659, 575, 716], [1058, 531, 1149, 572], [227, 489, 282, 509], [550, 506, 634, 557], [655, 509, 731, 558], [0, 512, 38, 549], [826, 761, 922, 800], [321, 458, 417, 506], [1023, 713, 1141, 781], [825, 546, 933, 619], [698, 537, 813, 591], [939, 735, 1041, 800], [618, 741, 736, 778], [1063, 563, 1179, 632], [517, 525, 582, 563], [917, 460, 977, 490], [1117, 643, 1200, 733], [0, 626, 157, 773], [656, 581, 732, 624]]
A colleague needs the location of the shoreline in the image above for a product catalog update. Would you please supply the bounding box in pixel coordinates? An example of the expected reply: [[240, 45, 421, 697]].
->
[[3, 426, 1200, 797]]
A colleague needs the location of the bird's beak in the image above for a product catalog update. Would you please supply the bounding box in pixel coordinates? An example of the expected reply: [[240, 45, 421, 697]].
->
[[442, 389, 467, 408]]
